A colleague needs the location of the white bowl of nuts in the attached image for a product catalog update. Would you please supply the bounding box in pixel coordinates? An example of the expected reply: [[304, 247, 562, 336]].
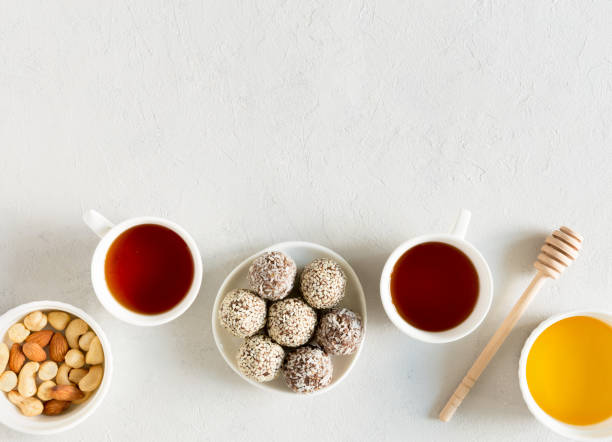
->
[[0, 301, 112, 435]]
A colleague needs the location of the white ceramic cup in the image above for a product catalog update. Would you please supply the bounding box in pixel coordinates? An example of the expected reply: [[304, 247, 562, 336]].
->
[[83, 210, 203, 326], [0, 301, 112, 435], [380, 209, 493, 343], [518, 310, 612, 440]]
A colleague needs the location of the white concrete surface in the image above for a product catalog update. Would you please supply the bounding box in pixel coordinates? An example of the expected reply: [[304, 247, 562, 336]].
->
[[1, 1, 611, 441]]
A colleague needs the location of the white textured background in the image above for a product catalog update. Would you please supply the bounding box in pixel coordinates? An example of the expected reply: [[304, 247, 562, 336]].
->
[[1, 1, 611, 441]]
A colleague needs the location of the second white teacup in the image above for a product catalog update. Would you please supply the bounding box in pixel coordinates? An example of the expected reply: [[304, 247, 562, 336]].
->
[[380, 209, 493, 343], [83, 210, 203, 326]]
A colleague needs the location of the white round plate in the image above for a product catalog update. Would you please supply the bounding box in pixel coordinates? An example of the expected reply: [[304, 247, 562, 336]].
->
[[212, 241, 367, 395]]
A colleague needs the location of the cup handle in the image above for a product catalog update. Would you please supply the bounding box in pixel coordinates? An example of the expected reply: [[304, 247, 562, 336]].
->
[[83, 210, 114, 238], [450, 209, 471, 239]]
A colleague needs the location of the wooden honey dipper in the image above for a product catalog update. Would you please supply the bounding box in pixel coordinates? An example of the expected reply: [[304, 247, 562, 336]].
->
[[439, 226, 583, 422]]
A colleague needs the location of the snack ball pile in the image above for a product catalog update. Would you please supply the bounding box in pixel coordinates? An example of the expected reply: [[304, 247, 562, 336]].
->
[[218, 250, 363, 394]]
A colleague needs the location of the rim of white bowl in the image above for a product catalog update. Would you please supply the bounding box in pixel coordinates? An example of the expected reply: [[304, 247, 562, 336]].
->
[[212, 241, 367, 395], [0, 301, 113, 435], [518, 310, 612, 440]]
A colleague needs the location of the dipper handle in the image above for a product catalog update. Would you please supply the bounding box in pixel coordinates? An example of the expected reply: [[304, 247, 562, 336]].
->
[[438, 227, 582, 422], [439, 274, 547, 422]]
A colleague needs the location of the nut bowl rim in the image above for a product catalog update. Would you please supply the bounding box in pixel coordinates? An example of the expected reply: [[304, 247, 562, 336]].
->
[[0, 301, 113, 435]]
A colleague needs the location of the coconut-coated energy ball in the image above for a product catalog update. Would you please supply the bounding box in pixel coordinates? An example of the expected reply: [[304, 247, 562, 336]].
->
[[267, 298, 316, 347], [300, 258, 346, 309], [218, 289, 266, 338], [237, 335, 285, 383], [248, 251, 297, 301], [316, 308, 363, 355], [283, 346, 333, 394]]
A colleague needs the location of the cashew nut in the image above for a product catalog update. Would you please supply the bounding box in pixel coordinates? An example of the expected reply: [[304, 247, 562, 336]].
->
[[38, 361, 58, 381], [65, 349, 85, 368], [68, 368, 88, 383], [0, 343, 8, 372], [7, 390, 43, 416], [78, 331, 96, 351], [78, 365, 104, 392], [0, 370, 17, 392], [37, 380, 56, 401], [23, 311, 47, 331], [56, 362, 73, 386], [17, 361, 39, 397], [48, 311, 71, 331], [65, 318, 88, 348], [86, 336, 104, 365], [7, 323, 30, 343]]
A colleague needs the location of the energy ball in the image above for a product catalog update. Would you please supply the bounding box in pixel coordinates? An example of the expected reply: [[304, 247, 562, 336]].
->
[[218, 289, 266, 338], [283, 346, 333, 394], [237, 335, 285, 383], [316, 308, 363, 355], [248, 251, 297, 301], [300, 258, 346, 309], [267, 298, 316, 347]]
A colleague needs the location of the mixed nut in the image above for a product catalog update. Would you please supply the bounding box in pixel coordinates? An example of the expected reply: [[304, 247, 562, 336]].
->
[[0, 310, 104, 417]]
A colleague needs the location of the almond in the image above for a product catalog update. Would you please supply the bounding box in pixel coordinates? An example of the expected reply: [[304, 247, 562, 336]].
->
[[50, 385, 84, 401], [49, 332, 68, 362], [22, 342, 46, 362], [9, 343, 25, 372], [26, 330, 53, 347], [43, 399, 71, 416]]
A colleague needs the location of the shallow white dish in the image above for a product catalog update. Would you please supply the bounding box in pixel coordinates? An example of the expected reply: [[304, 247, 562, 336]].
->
[[0, 301, 113, 435], [518, 310, 612, 440], [212, 241, 367, 395]]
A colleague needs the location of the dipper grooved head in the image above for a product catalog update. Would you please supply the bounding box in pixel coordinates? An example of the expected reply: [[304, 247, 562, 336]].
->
[[534, 226, 583, 279]]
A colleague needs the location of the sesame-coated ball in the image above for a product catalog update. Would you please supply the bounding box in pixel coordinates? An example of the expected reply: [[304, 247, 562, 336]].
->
[[237, 335, 285, 383], [283, 346, 332, 394], [316, 308, 363, 355], [300, 258, 346, 309], [267, 298, 316, 347], [218, 289, 266, 338], [248, 251, 297, 301]]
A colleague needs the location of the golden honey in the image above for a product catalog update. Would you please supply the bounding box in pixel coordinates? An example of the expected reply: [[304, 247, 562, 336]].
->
[[526, 315, 612, 426]]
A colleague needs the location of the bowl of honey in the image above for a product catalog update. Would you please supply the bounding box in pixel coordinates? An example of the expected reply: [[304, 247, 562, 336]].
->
[[519, 311, 612, 440]]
